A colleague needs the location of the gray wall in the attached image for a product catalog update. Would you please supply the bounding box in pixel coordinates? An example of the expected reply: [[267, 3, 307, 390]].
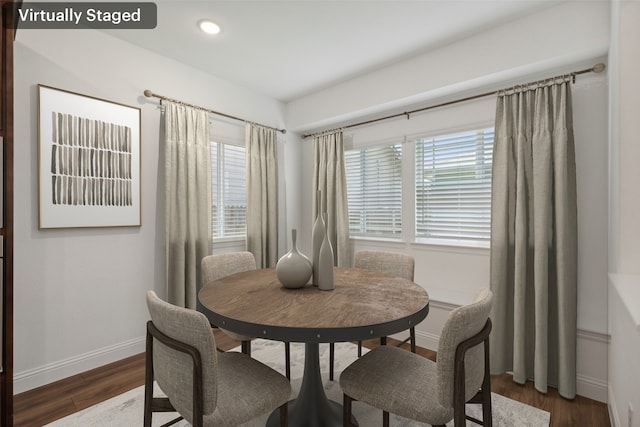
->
[[13, 28, 289, 392]]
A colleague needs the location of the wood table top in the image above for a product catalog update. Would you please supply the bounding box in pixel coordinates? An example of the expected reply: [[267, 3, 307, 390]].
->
[[197, 267, 429, 343]]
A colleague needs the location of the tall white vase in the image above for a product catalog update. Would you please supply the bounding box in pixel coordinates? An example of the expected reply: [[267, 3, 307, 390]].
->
[[276, 229, 312, 289], [317, 212, 335, 291], [311, 190, 324, 286]]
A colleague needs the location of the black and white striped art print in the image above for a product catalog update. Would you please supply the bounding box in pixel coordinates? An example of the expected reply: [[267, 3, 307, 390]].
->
[[38, 85, 141, 228]]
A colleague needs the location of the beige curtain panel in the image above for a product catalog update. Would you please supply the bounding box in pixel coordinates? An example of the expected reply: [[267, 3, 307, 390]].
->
[[164, 102, 212, 309], [489, 81, 578, 399], [245, 123, 279, 269], [312, 130, 350, 267]]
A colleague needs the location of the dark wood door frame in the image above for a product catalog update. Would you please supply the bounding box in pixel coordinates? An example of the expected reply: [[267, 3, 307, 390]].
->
[[1, 1, 18, 425]]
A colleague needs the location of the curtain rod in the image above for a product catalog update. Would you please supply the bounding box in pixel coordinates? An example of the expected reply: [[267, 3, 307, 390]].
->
[[302, 62, 606, 139], [143, 89, 287, 134]]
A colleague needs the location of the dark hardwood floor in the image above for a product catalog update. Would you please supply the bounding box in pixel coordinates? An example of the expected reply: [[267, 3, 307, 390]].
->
[[14, 331, 610, 427]]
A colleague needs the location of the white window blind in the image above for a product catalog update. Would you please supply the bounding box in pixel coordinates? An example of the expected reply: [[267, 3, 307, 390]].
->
[[415, 128, 494, 244], [345, 143, 402, 237], [210, 142, 246, 238]]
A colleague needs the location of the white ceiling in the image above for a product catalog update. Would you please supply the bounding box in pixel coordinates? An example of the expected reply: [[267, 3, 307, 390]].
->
[[104, 1, 563, 102]]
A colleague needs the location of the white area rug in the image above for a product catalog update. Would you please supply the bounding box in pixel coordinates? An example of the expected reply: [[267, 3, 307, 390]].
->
[[46, 340, 550, 426]]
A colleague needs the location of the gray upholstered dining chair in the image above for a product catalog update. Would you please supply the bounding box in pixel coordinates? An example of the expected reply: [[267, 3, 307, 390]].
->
[[354, 250, 416, 349], [202, 252, 292, 379], [328, 250, 416, 380], [144, 291, 291, 427], [340, 287, 494, 427]]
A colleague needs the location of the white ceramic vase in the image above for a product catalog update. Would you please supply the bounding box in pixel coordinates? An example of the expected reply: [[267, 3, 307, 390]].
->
[[276, 229, 312, 289], [311, 190, 324, 286], [317, 213, 335, 291]]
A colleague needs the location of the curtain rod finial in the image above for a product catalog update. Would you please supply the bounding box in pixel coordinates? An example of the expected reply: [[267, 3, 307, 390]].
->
[[593, 63, 606, 73], [143, 89, 153, 98]]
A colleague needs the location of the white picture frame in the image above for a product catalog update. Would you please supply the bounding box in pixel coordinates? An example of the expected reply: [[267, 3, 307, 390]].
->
[[38, 84, 141, 228]]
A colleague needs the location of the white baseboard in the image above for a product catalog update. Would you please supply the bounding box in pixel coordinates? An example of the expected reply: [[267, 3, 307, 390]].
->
[[418, 331, 440, 351], [609, 387, 620, 427], [577, 373, 609, 403], [14, 336, 145, 394], [576, 329, 610, 403]]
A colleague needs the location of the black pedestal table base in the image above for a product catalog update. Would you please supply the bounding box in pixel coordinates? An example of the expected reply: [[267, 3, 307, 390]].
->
[[267, 343, 358, 427]]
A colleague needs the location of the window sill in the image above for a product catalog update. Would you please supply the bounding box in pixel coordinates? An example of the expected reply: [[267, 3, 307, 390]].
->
[[349, 235, 490, 254], [349, 235, 403, 243], [212, 236, 246, 247], [412, 237, 489, 250]]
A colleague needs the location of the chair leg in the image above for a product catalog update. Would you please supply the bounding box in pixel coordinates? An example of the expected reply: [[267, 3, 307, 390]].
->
[[482, 388, 492, 427], [329, 342, 335, 381], [482, 336, 492, 427], [453, 386, 466, 425], [383, 410, 390, 427], [343, 394, 353, 427], [380, 336, 387, 346], [144, 328, 154, 427], [357, 340, 362, 357], [410, 327, 416, 353], [241, 340, 251, 357], [285, 342, 291, 381], [279, 403, 288, 427]]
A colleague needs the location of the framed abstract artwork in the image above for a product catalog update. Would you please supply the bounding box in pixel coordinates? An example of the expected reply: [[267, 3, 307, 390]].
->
[[37, 84, 141, 228]]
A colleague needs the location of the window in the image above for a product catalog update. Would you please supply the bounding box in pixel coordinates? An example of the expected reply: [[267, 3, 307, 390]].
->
[[345, 143, 402, 237], [415, 128, 494, 244], [210, 141, 246, 238]]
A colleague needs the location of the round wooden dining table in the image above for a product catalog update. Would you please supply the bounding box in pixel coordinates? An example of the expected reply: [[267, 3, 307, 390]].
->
[[197, 267, 429, 427]]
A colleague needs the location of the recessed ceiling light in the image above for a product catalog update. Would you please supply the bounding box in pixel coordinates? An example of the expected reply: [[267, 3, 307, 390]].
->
[[198, 20, 221, 35]]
